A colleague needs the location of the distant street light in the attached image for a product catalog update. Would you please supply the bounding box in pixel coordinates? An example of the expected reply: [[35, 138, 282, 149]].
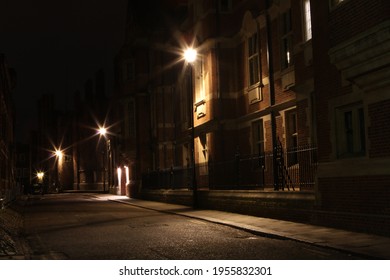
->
[[37, 171, 44, 183], [183, 47, 198, 208], [55, 149, 63, 158], [98, 127, 107, 136]]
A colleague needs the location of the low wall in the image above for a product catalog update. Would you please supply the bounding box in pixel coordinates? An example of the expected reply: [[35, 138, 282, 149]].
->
[[140, 189, 316, 224], [138, 188, 390, 236]]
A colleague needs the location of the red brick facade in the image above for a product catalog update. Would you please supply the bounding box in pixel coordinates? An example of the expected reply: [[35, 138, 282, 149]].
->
[[312, 0, 390, 234], [113, 0, 390, 234]]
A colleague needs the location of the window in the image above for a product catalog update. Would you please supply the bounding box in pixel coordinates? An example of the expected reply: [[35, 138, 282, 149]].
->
[[252, 120, 265, 167], [286, 110, 298, 166], [248, 33, 260, 86], [64, 155, 72, 162], [128, 100, 136, 138], [336, 104, 366, 158], [219, 0, 232, 13], [196, 57, 205, 101], [281, 9, 293, 69], [124, 60, 135, 81], [303, 0, 312, 41]]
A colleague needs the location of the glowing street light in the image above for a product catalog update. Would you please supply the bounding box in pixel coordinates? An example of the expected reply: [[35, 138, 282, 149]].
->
[[98, 126, 107, 136], [37, 171, 44, 183], [55, 149, 63, 158], [184, 48, 197, 63]]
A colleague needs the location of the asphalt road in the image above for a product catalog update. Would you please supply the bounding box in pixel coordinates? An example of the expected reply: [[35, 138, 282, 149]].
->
[[22, 193, 361, 260]]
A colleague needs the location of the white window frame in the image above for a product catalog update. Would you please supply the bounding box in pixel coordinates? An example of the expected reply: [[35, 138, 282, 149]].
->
[[248, 33, 260, 87], [303, 0, 312, 41]]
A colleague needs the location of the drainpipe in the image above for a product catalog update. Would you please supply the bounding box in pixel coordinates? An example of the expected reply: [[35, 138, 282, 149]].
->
[[214, 0, 222, 189], [265, 0, 279, 190]]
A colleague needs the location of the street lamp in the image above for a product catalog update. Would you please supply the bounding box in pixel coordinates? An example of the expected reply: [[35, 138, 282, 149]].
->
[[55, 149, 63, 159], [54, 149, 63, 192], [37, 171, 44, 183], [184, 47, 198, 208], [98, 126, 109, 193], [98, 127, 107, 136], [184, 48, 197, 63]]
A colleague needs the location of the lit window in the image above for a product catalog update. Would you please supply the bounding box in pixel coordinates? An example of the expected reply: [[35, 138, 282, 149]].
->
[[336, 104, 366, 158], [248, 33, 260, 86], [303, 0, 312, 41], [281, 9, 293, 69]]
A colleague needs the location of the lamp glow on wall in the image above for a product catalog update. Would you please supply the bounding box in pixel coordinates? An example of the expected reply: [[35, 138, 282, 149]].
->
[[124, 166, 130, 186], [117, 167, 122, 190]]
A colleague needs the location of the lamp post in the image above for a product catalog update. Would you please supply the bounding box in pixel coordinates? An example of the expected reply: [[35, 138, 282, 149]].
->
[[54, 149, 63, 192], [98, 126, 109, 193], [184, 47, 198, 208]]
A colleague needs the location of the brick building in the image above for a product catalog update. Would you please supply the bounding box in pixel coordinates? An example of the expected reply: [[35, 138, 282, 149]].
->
[[0, 54, 17, 204], [72, 69, 112, 192], [31, 94, 62, 192], [31, 70, 109, 193], [115, 0, 317, 217], [14, 142, 30, 194], [311, 0, 390, 234], [113, 0, 390, 234]]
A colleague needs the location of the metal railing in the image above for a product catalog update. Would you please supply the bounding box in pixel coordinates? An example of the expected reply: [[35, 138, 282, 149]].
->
[[142, 145, 318, 191]]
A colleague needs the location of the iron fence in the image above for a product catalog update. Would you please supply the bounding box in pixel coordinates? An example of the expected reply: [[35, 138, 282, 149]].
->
[[142, 145, 318, 191]]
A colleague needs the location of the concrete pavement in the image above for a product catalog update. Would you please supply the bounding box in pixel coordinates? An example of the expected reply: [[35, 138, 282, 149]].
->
[[102, 194, 390, 260]]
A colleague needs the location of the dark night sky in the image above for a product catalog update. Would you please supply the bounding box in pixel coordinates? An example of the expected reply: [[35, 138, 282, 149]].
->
[[0, 0, 127, 141]]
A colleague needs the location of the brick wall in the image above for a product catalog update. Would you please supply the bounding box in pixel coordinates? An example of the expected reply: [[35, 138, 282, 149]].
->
[[368, 100, 390, 158], [316, 175, 390, 235], [318, 176, 390, 215], [329, 0, 390, 47]]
